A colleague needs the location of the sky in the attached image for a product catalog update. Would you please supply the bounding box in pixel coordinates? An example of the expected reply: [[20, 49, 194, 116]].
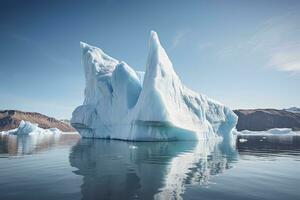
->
[[0, 0, 300, 119]]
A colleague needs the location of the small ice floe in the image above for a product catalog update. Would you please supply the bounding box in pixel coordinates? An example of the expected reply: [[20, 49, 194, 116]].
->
[[238, 138, 248, 143], [60, 132, 79, 135], [129, 145, 138, 150]]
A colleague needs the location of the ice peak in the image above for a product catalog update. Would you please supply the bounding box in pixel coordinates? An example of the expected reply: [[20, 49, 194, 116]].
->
[[80, 41, 106, 57], [80, 41, 89, 49], [80, 41, 103, 54], [149, 31, 161, 48], [146, 31, 175, 79], [80, 41, 118, 76]]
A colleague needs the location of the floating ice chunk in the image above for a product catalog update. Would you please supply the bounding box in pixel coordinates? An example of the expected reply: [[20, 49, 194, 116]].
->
[[4, 120, 63, 135], [238, 138, 248, 143]]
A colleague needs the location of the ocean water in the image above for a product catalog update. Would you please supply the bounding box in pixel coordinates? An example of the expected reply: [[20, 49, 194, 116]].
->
[[0, 133, 299, 200]]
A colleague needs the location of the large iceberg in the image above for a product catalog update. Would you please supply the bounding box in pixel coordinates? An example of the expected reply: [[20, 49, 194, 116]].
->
[[71, 31, 237, 141]]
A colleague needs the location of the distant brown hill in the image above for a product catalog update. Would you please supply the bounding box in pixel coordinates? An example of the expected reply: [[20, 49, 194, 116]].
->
[[234, 109, 300, 131], [0, 110, 75, 132]]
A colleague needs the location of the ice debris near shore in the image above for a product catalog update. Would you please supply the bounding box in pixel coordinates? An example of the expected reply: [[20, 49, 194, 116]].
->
[[1, 120, 62, 135], [237, 128, 299, 136], [71, 31, 237, 141]]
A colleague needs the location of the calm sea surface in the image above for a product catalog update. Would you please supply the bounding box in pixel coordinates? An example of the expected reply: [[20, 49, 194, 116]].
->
[[0, 133, 300, 200]]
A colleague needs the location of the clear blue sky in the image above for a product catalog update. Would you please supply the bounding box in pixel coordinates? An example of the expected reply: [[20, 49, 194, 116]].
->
[[0, 0, 299, 119]]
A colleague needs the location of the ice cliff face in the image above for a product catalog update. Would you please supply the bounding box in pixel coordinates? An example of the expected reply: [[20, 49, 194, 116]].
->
[[71, 31, 237, 141]]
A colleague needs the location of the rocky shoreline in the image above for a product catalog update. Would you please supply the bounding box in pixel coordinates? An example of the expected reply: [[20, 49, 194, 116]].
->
[[234, 109, 300, 131], [0, 110, 75, 132]]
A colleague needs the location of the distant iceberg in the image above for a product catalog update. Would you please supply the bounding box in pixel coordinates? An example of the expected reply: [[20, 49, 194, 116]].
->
[[0, 120, 62, 136], [71, 31, 237, 141], [237, 128, 299, 136]]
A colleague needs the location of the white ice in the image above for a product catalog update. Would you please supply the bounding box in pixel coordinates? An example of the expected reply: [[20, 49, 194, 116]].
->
[[71, 31, 237, 141], [0, 120, 62, 136], [237, 128, 300, 136], [238, 138, 248, 143]]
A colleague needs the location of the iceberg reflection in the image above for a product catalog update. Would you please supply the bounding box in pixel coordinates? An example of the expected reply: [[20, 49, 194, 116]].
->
[[69, 138, 238, 200]]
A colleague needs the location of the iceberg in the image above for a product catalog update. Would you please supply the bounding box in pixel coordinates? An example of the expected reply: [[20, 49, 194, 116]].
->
[[0, 120, 62, 136], [71, 31, 237, 141], [237, 128, 299, 136]]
